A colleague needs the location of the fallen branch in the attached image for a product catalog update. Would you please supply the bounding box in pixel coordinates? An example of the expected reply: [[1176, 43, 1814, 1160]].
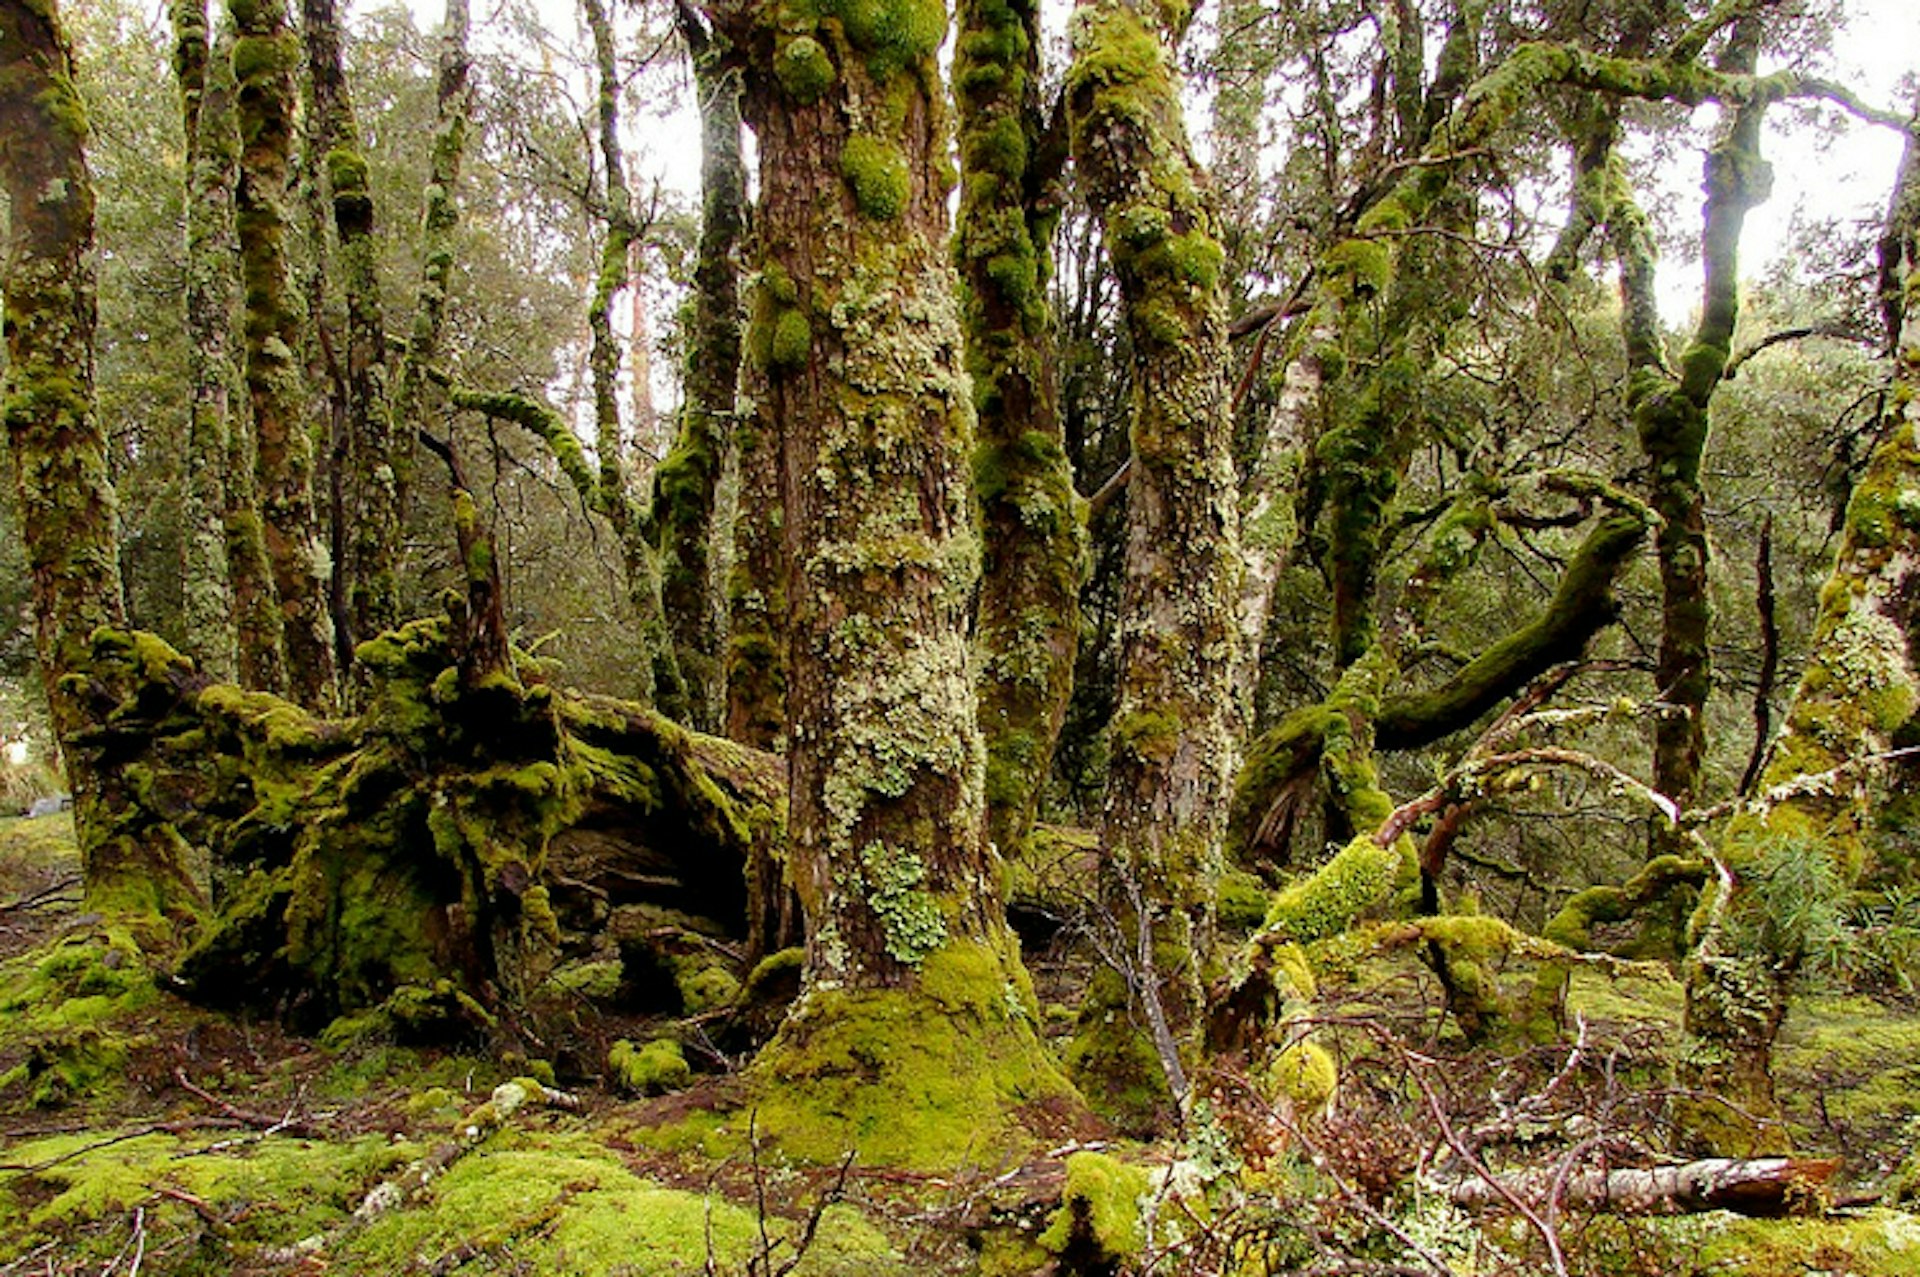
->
[[1441, 1156, 1838, 1218]]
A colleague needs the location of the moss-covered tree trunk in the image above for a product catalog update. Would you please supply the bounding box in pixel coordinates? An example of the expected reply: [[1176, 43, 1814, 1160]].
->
[[729, 0, 1077, 1163], [171, 0, 242, 683], [581, 0, 684, 715], [393, 0, 469, 505], [302, 0, 401, 671], [1629, 21, 1767, 849], [1, 0, 201, 922], [229, 0, 336, 711], [648, 0, 745, 734], [1065, 0, 1241, 1125], [956, 0, 1085, 858], [1682, 125, 1920, 1152]]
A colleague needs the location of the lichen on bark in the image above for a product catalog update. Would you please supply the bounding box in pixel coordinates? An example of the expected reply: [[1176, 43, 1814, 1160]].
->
[[727, 0, 1081, 1160], [1063, 0, 1241, 1125]]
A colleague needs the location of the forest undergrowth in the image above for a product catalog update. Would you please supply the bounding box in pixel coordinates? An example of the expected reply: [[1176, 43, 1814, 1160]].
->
[[5, 812, 1920, 1277]]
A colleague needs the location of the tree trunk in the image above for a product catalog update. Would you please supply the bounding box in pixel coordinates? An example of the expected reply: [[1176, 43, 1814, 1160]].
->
[[581, 0, 685, 716], [1, 0, 200, 923], [649, 0, 745, 734], [1682, 119, 1920, 1152], [229, 0, 337, 711], [731, 0, 1079, 1166], [956, 0, 1085, 859], [392, 0, 471, 560], [303, 0, 401, 670], [170, 0, 241, 683], [1066, 0, 1241, 1127]]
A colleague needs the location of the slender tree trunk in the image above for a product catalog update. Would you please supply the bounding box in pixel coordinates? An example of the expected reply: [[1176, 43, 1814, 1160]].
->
[[724, 347, 786, 750], [393, 0, 471, 494], [1066, 0, 1241, 1126], [581, 0, 685, 715], [956, 0, 1084, 856], [229, 0, 337, 710], [303, 0, 401, 667], [171, 0, 241, 681], [729, 0, 1077, 1163], [2, 0, 199, 921], [651, 0, 745, 733]]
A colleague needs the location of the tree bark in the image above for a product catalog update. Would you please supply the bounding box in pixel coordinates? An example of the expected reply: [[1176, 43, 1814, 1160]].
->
[[1, 0, 200, 922], [729, 0, 1079, 1162], [1444, 1156, 1837, 1218], [1066, 0, 1241, 1124], [581, 0, 685, 715], [956, 0, 1084, 857], [170, 0, 241, 683], [229, 0, 337, 711], [303, 0, 401, 669], [648, 0, 745, 733]]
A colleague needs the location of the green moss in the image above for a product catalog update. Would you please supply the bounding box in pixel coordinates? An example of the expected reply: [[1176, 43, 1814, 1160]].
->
[[840, 134, 911, 220], [774, 34, 836, 101], [1263, 835, 1403, 944], [1065, 966, 1171, 1135], [822, 0, 947, 75], [229, 32, 297, 86], [1037, 1150, 1150, 1263], [1261, 1039, 1337, 1113], [1218, 870, 1271, 930], [608, 1037, 692, 1095], [751, 940, 1076, 1168], [770, 306, 812, 369]]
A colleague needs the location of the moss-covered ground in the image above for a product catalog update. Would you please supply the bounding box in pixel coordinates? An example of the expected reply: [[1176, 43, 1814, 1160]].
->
[[6, 815, 1920, 1274]]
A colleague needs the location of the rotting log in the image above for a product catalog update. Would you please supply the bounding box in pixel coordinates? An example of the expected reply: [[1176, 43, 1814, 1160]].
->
[[1443, 1156, 1838, 1218]]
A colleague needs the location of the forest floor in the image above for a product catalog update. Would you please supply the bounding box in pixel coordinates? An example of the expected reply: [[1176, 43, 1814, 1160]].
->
[[3, 813, 1920, 1275]]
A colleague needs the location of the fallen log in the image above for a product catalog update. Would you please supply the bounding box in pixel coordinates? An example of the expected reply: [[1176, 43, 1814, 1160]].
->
[[1442, 1156, 1839, 1218]]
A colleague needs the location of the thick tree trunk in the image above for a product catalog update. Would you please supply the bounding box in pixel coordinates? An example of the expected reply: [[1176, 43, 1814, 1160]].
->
[[1066, 0, 1241, 1126], [956, 0, 1085, 859], [170, 0, 241, 683], [731, 0, 1078, 1165], [229, 0, 337, 711], [1, 0, 200, 923]]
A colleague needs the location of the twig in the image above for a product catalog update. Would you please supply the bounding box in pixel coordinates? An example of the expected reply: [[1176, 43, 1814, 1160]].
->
[[171, 1068, 322, 1138]]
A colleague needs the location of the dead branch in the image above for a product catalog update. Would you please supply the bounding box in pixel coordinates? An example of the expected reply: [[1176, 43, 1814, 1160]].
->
[[1441, 1156, 1838, 1217]]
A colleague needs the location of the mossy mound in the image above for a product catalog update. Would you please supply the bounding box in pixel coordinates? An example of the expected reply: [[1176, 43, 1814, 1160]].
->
[[749, 942, 1084, 1170]]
